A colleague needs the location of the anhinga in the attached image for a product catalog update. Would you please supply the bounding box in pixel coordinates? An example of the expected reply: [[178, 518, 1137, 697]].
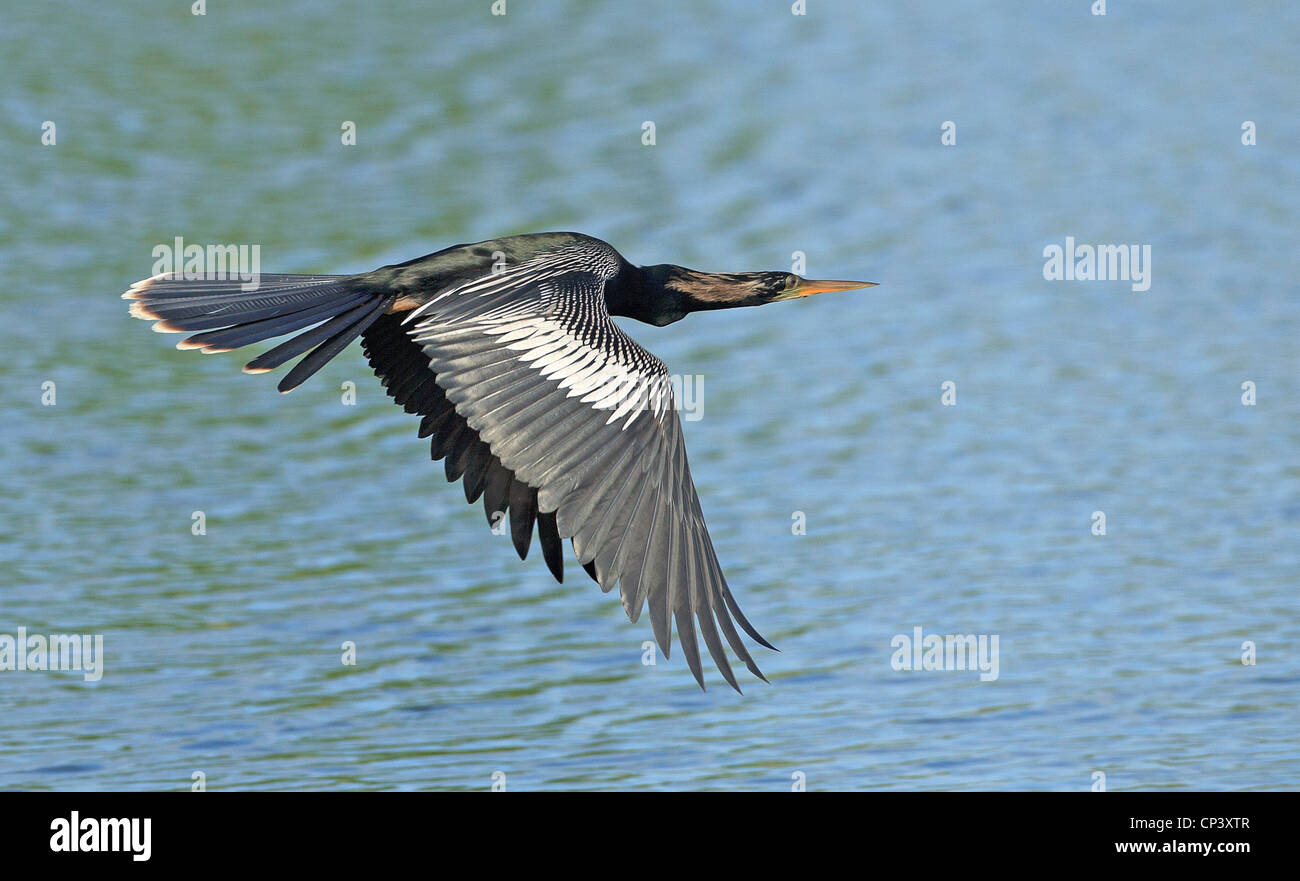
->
[[124, 232, 874, 691]]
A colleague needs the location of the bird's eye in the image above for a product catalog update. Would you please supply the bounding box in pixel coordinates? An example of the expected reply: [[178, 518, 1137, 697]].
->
[[785, 275, 799, 290]]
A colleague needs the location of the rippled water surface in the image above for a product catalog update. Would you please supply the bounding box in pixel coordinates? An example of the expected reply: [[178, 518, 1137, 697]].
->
[[2, 1, 1297, 790]]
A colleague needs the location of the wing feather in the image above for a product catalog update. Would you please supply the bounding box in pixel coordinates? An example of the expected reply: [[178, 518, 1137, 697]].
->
[[385, 253, 770, 690]]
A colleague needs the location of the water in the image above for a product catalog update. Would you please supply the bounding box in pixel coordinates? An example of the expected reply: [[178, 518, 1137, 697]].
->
[[1, 1, 1297, 790]]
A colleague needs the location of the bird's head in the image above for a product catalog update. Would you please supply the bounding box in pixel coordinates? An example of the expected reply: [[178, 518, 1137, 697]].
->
[[752, 271, 879, 303], [635, 265, 876, 325]]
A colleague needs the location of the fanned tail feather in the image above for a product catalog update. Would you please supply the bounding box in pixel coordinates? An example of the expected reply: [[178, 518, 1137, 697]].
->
[[124, 272, 393, 392]]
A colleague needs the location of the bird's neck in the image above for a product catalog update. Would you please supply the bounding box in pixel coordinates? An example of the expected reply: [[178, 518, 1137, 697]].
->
[[605, 264, 689, 326], [608, 264, 762, 327]]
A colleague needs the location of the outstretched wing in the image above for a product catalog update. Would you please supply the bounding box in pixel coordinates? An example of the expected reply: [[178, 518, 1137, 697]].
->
[[398, 244, 773, 690], [124, 237, 775, 691]]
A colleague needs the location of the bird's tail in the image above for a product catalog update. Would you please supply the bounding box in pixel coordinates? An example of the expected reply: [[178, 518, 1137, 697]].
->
[[123, 272, 396, 392]]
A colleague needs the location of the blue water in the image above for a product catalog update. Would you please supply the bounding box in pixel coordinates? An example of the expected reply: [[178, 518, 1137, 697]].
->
[[1, 1, 1296, 790]]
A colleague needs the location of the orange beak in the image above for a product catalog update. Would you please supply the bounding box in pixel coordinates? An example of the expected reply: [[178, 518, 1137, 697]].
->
[[775, 278, 878, 301]]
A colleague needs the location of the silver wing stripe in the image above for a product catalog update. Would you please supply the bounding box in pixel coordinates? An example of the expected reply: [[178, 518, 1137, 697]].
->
[[415, 315, 670, 425]]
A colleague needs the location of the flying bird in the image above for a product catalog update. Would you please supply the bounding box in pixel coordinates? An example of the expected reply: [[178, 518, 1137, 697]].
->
[[124, 232, 874, 691]]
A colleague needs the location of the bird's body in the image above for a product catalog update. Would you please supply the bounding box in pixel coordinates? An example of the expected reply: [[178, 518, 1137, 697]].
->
[[125, 232, 872, 691]]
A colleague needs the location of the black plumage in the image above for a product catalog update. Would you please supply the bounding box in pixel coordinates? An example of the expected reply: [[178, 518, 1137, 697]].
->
[[124, 231, 873, 691]]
